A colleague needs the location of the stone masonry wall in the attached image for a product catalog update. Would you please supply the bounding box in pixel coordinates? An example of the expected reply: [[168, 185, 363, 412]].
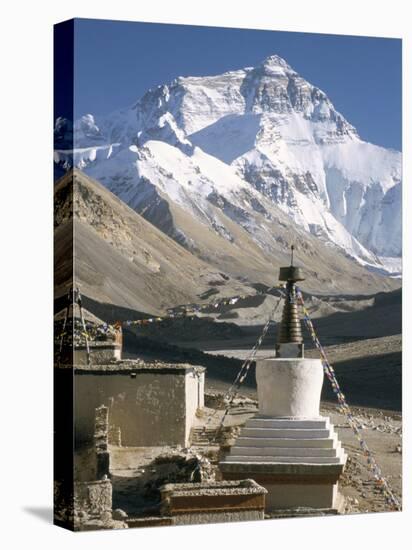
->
[[94, 405, 110, 479], [74, 479, 112, 517], [75, 372, 188, 447]]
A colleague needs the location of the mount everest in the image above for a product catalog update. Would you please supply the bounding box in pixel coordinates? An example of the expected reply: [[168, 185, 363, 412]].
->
[[54, 54, 402, 282]]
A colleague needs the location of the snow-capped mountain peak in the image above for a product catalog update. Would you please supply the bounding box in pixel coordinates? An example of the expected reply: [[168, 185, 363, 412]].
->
[[261, 54, 293, 70], [54, 54, 402, 278]]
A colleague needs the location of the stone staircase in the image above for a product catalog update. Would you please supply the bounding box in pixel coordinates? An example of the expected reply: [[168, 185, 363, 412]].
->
[[220, 416, 347, 465], [189, 426, 219, 447]]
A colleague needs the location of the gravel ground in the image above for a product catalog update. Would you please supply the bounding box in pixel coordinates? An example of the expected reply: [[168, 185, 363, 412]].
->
[[322, 403, 402, 513], [105, 400, 402, 518], [200, 401, 403, 514]]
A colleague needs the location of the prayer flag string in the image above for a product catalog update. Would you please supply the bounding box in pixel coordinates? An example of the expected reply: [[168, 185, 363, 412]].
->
[[296, 287, 401, 512], [213, 293, 284, 438], [56, 285, 286, 344]]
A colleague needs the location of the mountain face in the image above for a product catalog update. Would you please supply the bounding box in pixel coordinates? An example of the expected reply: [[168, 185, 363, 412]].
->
[[54, 170, 398, 320], [55, 170, 258, 314], [54, 54, 402, 282]]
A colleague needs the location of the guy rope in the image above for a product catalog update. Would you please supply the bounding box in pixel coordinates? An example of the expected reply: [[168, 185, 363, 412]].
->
[[213, 293, 284, 434], [296, 287, 401, 511], [57, 278, 401, 511], [211, 279, 401, 511], [56, 287, 90, 366]]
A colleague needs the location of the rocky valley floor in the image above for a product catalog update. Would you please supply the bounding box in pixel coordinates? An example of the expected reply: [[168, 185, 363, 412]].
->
[[96, 397, 401, 521], [80, 285, 402, 521]]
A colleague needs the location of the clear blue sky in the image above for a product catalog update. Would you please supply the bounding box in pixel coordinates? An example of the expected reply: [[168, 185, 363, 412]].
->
[[69, 18, 402, 151]]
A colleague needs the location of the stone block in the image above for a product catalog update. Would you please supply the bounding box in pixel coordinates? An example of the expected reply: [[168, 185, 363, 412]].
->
[[160, 480, 267, 525]]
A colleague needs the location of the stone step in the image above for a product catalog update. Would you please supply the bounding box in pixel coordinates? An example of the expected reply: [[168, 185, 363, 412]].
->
[[235, 434, 337, 448], [230, 444, 341, 458], [241, 427, 331, 439], [189, 428, 219, 445], [247, 417, 330, 430], [223, 455, 343, 464]]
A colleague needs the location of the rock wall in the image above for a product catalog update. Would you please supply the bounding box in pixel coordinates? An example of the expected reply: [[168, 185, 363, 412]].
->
[[74, 343, 122, 365], [73, 479, 128, 530], [94, 405, 110, 479], [74, 479, 112, 517]]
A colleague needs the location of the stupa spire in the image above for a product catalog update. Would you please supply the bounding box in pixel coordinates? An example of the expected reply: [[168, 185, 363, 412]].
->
[[276, 245, 305, 358]]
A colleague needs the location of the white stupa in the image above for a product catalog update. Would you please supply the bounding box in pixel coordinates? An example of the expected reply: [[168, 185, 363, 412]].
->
[[219, 253, 347, 512]]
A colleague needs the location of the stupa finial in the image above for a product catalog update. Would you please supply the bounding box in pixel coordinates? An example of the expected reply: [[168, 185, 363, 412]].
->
[[276, 245, 305, 358]]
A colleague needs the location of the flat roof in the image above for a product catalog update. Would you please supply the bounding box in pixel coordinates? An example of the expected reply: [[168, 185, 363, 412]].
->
[[70, 359, 206, 375]]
